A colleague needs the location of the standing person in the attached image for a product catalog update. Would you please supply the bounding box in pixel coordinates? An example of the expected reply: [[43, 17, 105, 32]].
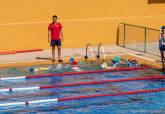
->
[[159, 26, 165, 70], [48, 15, 63, 62]]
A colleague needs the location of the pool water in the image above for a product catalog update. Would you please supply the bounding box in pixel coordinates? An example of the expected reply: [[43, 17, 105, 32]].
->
[[0, 60, 165, 114]]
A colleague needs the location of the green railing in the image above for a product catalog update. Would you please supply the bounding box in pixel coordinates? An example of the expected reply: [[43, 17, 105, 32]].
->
[[117, 23, 160, 56]]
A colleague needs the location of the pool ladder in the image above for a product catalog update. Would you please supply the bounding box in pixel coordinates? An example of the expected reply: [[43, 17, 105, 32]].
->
[[85, 43, 105, 61], [84, 43, 94, 61], [96, 43, 105, 60]]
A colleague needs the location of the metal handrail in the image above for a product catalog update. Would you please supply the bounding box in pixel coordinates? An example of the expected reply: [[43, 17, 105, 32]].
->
[[118, 23, 160, 56], [120, 23, 160, 31], [84, 43, 94, 61], [96, 43, 105, 60]]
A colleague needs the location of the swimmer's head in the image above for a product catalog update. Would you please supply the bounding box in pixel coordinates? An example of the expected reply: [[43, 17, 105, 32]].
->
[[69, 57, 74, 63], [72, 61, 78, 65], [29, 67, 34, 72], [113, 56, 121, 62], [131, 60, 138, 67]]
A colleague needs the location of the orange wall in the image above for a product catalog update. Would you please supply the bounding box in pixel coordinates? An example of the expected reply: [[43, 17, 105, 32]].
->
[[0, 0, 165, 51]]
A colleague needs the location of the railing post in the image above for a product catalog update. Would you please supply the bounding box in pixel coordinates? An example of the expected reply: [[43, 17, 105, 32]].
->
[[85, 43, 90, 59], [97, 43, 100, 58], [144, 27, 147, 53]]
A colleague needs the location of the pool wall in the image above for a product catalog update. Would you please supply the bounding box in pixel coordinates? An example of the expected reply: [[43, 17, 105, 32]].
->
[[0, 0, 165, 51]]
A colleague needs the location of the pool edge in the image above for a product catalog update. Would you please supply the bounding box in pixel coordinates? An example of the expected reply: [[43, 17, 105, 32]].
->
[[0, 54, 162, 70]]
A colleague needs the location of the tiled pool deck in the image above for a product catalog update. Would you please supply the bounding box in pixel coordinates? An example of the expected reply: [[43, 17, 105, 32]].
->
[[0, 45, 162, 69]]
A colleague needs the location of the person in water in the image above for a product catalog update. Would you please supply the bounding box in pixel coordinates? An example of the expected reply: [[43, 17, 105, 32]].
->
[[101, 56, 121, 69], [125, 58, 138, 67], [69, 58, 82, 72]]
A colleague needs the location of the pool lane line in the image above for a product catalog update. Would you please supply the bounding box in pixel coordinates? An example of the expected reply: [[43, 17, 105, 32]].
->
[[0, 66, 150, 81], [0, 75, 164, 92], [1, 87, 165, 107], [58, 87, 165, 101]]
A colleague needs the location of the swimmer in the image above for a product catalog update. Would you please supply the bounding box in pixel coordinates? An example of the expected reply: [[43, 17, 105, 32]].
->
[[69, 57, 82, 72], [111, 56, 121, 68], [71, 60, 82, 72], [125, 58, 138, 67], [101, 56, 121, 69], [131, 60, 138, 67]]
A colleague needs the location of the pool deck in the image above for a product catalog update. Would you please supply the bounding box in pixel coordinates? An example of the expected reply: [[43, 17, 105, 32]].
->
[[0, 45, 162, 69]]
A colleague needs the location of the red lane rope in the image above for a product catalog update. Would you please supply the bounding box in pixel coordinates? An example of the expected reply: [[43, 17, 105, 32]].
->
[[26, 66, 150, 79], [39, 75, 165, 89], [58, 88, 165, 101]]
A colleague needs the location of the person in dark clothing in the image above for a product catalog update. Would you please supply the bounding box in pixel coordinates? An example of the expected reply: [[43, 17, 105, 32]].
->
[[159, 26, 165, 70]]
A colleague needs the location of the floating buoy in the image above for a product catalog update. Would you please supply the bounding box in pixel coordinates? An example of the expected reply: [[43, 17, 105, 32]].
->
[[101, 62, 112, 69], [101, 62, 108, 69], [34, 68, 40, 72], [40, 67, 49, 71]]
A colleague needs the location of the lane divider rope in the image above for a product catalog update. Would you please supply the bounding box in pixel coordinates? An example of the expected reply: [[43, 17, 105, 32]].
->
[[58, 88, 165, 101], [0, 75, 164, 92], [1, 87, 165, 107], [0, 66, 150, 81]]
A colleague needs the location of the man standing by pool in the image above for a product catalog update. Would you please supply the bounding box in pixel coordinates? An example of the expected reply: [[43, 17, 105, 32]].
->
[[48, 15, 63, 62]]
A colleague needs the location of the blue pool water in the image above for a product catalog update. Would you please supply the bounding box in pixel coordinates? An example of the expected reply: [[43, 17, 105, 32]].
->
[[0, 61, 165, 114]]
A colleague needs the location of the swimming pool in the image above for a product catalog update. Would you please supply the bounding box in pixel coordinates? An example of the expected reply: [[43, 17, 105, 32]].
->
[[0, 60, 165, 114]]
